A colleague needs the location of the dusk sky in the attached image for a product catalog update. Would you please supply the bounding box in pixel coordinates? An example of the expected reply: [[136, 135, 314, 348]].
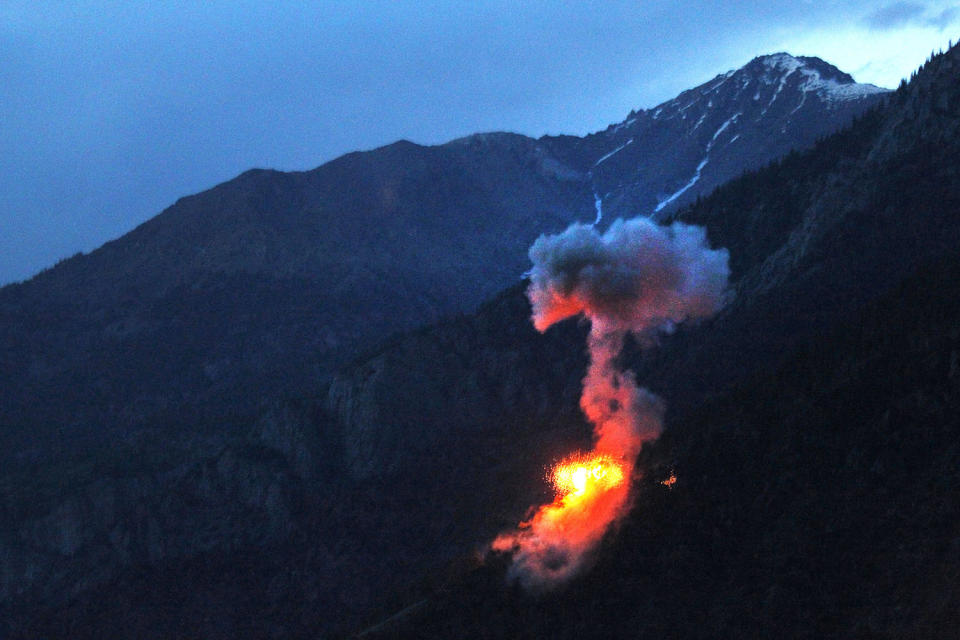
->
[[2, 1, 958, 284]]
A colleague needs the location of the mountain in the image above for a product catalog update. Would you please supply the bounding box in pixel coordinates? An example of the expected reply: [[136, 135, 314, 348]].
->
[[0, 54, 892, 637], [0, 54, 884, 469], [582, 53, 888, 219], [350, 46, 960, 638]]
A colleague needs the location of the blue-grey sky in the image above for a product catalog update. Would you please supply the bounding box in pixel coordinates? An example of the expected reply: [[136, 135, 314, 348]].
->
[[2, 1, 958, 284]]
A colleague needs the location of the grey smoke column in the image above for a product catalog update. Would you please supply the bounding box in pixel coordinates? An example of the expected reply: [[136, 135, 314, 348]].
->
[[494, 217, 729, 590]]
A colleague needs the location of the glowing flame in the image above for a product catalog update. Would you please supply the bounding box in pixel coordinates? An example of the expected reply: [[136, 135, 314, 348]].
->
[[661, 472, 677, 489], [552, 454, 624, 501], [492, 453, 633, 589]]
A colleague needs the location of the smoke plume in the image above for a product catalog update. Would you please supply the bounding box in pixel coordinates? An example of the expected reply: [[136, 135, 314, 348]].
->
[[493, 218, 729, 590]]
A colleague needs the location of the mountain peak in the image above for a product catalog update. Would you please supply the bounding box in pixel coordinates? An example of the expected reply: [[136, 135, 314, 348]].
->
[[750, 52, 855, 84], [742, 52, 890, 102], [633, 52, 887, 125], [584, 52, 889, 218]]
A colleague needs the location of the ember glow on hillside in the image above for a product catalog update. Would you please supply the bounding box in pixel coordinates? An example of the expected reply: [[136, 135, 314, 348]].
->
[[493, 453, 629, 585], [493, 218, 729, 590]]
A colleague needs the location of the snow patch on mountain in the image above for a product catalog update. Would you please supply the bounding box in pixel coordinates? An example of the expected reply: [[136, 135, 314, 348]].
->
[[763, 65, 797, 115], [610, 116, 639, 134], [594, 138, 634, 166], [691, 112, 709, 133], [711, 113, 740, 141], [654, 158, 708, 213], [763, 52, 888, 103], [811, 76, 888, 101], [655, 112, 741, 214]]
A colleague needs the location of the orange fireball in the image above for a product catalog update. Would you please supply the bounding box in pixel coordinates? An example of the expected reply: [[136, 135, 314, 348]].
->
[[551, 454, 625, 502]]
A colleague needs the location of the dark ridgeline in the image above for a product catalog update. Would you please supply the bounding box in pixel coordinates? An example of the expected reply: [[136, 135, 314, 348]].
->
[[0, 54, 900, 638]]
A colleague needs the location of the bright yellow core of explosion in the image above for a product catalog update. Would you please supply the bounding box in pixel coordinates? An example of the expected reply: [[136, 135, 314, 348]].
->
[[552, 455, 624, 501]]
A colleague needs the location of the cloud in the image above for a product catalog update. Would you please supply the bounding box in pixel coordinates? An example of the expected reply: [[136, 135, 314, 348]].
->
[[863, 2, 960, 31], [864, 2, 927, 30], [927, 6, 960, 29]]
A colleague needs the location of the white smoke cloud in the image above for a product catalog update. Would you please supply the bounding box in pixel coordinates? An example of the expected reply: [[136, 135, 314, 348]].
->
[[527, 218, 729, 336]]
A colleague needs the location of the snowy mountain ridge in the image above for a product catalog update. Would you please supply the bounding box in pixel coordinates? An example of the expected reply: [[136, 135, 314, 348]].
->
[[578, 52, 890, 218], [758, 52, 887, 102], [644, 53, 886, 124]]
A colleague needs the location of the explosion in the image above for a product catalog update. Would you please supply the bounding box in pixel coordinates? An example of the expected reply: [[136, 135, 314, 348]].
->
[[552, 454, 624, 500], [492, 451, 633, 588], [493, 217, 729, 591]]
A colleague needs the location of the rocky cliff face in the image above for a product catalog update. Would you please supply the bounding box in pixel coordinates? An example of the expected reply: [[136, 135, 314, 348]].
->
[[326, 286, 590, 481]]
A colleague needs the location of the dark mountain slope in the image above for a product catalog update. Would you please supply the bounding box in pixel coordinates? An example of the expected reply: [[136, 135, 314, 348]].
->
[[1, 285, 596, 639], [390, 252, 960, 639]]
